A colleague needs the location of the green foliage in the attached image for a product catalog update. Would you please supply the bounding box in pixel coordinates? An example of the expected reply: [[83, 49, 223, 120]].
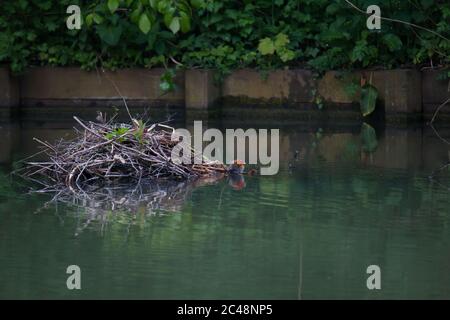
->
[[382, 34, 403, 52], [360, 84, 378, 117], [257, 33, 295, 63], [0, 0, 196, 73], [105, 127, 129, 142], [132, 119, 146, 143], [138, 13, 152, 34], [107, 0, 119, 14], [258, 38, 275, 55], [437, 68, 450, 80], [0, 0, 448, 80], [160, 68, 177, 92], [344, 74, 379, 117], [344, 82, 361, 99]]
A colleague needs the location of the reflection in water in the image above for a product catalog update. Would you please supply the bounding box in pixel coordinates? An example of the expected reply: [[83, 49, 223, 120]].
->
[[1, 119, 450, 299], [33, 176, 238, 236], [51, 181, 204, 222], [228, 174, 246, 190]]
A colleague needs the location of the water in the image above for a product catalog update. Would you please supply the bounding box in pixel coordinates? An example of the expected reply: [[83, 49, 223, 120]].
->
[[1, 118, 450, 299]]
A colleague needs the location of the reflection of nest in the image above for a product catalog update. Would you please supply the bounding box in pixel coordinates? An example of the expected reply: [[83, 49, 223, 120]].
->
[[44, 177, 223, 216], [32, 176, 226, 235]]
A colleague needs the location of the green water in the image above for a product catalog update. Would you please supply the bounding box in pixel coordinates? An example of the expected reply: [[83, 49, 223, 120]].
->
[[1, 120, 450, 299]]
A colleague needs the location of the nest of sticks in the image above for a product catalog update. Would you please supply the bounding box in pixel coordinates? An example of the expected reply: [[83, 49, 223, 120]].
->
[[15, 116, 227, 193]]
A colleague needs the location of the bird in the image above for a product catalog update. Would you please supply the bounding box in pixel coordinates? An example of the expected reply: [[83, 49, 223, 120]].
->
[[227, 159, 245, 174], [226, 160, 259, 190]]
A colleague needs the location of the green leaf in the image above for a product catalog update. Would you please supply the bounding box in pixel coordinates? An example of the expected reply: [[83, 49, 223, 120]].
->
[[360, 84, 378, 116], [325, 3, 340, 15], [130, 8, 142, 24], [278, 48, 295, 62], [138, 13, 152, 34], [149, 0, 158, 8], [154, 40, 166, 55], [96, 24, 123, 46], [190, 0, 204, 9], [92, 13, 104, 24], [382, 34, 402, 52], [44, 21, 58, 32], [36, 0, 52, 10], [361, 123, 378, 153], [85, 13, 94, 27], [164, 12, 173, 28], [157, 1, 169, 14], [180, 12, 191, 33], [160, 81, 172, 92], [351, 40, 368, 62], [344, 82, 360, 99], [258, 38, 275, 55], [108, 0, 119, 13], [160, 69, 176, 92], [169, 17, 180, 34], [133, 119, 145, 143], [105, 127, 129, 142], [177, 1, 191, 14], [27, 33, 37, 41], [274, 33, 289, 50]]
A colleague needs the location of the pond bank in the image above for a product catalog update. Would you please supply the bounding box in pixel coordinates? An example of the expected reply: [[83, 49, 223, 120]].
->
[[1, 67, 448, 123]]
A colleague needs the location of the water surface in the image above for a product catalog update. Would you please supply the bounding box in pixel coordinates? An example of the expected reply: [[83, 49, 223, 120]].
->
[[1, 118, 450, 299]]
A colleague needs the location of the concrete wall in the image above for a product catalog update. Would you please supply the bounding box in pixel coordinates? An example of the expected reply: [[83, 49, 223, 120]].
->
[[316, 69, 423, 115], [422, 69, 450, 121], [0, 67, 20, 117], [0, 66, 448, 122], [221, 69, 423, 120], [317, 71, 358, 104], [19, 67, 185, 108], [185, 70, 221, 109], [222, 69, 315, 104]]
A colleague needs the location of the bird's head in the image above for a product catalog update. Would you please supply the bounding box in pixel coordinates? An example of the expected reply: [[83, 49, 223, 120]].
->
[[228, 160, 245, 174]]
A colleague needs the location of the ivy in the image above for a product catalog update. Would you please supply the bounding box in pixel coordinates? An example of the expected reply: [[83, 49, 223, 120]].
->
[[0, 0, 448, 82], [138, 13, 152, 34], [257, 33, 296, 63], [160, 68, 177, 92]]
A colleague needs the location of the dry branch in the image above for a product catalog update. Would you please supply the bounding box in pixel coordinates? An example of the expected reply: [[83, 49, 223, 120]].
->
[[15, 117, 227, 194]]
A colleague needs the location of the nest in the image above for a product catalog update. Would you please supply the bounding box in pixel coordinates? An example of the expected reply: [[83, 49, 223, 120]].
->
[[15, 116, 227, 193]]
